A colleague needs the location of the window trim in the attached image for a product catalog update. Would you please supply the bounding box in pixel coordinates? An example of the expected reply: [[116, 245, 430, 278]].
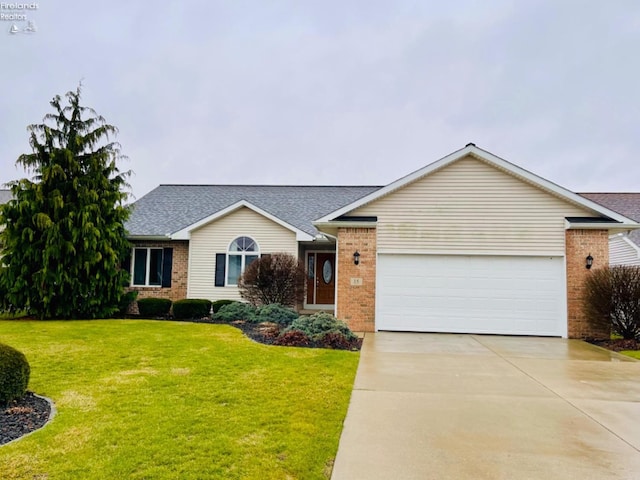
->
[[225, 236, 260, 286], [131, 247, 164, 287]]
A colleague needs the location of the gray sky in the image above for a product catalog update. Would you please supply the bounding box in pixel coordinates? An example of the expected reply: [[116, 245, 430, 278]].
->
[[1, 1, 639, 200]]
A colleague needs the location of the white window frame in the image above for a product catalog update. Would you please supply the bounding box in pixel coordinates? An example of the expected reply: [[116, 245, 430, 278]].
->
[[131, 247, 164, 287], [226, 236, 260, 286]]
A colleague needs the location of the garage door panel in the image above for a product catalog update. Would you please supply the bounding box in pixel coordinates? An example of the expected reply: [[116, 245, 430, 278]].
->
[[376, 254, 564, 336]]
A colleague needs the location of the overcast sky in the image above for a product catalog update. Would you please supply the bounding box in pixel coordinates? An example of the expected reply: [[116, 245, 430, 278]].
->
[[1, 1, 639, 200]]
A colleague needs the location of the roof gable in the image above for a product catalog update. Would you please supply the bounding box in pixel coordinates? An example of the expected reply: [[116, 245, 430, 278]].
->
[[315, 144, 639, 226], [171, 200, 314, 241]]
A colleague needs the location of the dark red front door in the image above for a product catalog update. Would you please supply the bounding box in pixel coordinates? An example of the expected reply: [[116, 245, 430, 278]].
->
[[306, 253, 335, 305]]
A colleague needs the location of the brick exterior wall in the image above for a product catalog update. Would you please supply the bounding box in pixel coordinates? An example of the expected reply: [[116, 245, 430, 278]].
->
[[336, 227, 376, 332], [126, 240, 189, 314], [566, 229, 610, 339]]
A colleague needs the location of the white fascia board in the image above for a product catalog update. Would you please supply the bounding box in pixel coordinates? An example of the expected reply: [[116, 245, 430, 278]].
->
[[315, 144, 640, 226], [170, 200, 314, 241], [313, 221, 378, 229], [564, 220, 640, 231]]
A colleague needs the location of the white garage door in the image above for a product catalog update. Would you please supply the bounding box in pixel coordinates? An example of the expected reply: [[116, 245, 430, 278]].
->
[[376, 254, 565, 336]]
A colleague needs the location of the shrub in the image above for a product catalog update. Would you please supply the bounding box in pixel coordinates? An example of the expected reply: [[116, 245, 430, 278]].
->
[[173, 299, 212, 320], [116, 288, 138, 318], [285, 312, 357, 341], [137, 298, 172, 318], [317, 332, 358, 350], [273, 330, 312, 347], [584, 265, 640, 340], [211, 299, 237, 313], [257, 303, 298, 327], [0, 343, 30, 405], [213, 302, 257, 322], [238, 253, 306, 307]]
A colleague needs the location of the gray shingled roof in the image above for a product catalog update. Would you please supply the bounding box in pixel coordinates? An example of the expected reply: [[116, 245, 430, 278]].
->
[[0, 189, 11, 205], [126, 185, 382, 238], [580, 193, 640, 244]]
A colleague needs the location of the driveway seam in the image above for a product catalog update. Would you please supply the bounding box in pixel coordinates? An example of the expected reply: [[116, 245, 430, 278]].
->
[[470, 335, 640, 453]]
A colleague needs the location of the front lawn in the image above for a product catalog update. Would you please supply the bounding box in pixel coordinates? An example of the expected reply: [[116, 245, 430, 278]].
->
[[0, 320, 359, 479], [620, 350, 640, 360]]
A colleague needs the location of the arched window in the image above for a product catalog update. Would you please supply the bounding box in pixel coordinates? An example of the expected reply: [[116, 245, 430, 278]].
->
[[227, 236, 259, 285]]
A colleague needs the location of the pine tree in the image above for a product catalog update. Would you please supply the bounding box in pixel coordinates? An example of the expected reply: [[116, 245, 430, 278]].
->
[[0, 86, 132, 319]]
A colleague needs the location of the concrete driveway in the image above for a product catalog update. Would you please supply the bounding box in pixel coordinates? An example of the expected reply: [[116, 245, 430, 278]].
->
[[331, 333, 640, 480]]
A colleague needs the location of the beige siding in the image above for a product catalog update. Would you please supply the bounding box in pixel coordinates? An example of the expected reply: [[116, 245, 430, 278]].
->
[[352, 156, 597, 254], [609, 235, 640, 266], [187, 207, 298, 301]]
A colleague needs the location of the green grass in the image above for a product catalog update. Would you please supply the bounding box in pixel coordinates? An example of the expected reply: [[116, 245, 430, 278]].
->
[[620, 350, 640, 360], [0, 320, 359, 479]]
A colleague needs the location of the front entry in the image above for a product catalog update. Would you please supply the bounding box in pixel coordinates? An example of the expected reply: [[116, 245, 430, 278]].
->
[[306, 252, 336, 307]]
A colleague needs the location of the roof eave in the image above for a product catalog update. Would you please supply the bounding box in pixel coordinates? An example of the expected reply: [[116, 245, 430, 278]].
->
[[564, 220, 640, 231], [127, 234, 172, 241]]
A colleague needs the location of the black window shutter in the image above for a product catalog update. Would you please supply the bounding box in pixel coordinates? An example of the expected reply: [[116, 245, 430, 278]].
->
[[161, 248, 173, 287], [215, 253, 226, 287]]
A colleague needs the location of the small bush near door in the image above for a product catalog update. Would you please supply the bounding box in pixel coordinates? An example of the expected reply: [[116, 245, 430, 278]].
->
[[213, 302, 257, 323], [137, 298, 172, 318], [257, 304, 298, 327], [273, 312, 360, 349], [173, 299, 212, 320], [284, 312, 357, 342], [584, 265, 640, 340], [211, 299, 237, 313], [238, 253, 306, 307]]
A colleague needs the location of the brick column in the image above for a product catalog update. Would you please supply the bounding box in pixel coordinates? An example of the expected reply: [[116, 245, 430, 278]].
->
[[336, 227, 376, 332], [565, 229, 609, 339]]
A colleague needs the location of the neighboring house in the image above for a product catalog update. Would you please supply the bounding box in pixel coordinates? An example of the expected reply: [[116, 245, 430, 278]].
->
[[0, 189, 11, 206], [579, 193, 640, 266], [126, 144, 640, 339], [0, 189, 11, 238]]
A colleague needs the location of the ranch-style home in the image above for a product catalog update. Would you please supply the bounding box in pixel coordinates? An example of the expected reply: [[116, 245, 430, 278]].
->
[[125, 144, 640, 339]]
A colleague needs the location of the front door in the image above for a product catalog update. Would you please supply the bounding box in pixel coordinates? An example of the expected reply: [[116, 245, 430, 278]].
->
[[306, 252, 336, 305]]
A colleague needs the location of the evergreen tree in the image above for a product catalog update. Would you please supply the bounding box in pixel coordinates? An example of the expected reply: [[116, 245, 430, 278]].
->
[[0, 86, 132, 318]]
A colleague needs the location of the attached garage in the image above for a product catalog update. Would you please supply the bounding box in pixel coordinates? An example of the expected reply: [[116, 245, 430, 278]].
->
[[376, 254, 566, 336], [316, 144, 640, 338]]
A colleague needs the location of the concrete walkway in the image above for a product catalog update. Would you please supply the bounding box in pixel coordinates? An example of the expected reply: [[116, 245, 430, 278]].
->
[[332, 333, 640, 480]]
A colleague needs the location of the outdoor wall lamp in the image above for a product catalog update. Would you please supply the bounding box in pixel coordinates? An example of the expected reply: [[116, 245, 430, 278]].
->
[[586, 254, 594, 270], [353, 251, 360, 265]]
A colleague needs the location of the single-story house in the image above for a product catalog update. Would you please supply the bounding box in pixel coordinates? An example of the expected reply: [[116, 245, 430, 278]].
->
[[579, 193, 640, 266], [126, 144, 640, 339]]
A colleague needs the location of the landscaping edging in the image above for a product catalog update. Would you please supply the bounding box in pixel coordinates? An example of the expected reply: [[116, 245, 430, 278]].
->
[[1, 392, 56, 446]]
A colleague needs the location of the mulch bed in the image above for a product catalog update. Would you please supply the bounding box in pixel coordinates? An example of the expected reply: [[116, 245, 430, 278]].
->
[[587, 338, 640, 352], [190, 317, 363, 350], [1, 392, 52, 446]]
